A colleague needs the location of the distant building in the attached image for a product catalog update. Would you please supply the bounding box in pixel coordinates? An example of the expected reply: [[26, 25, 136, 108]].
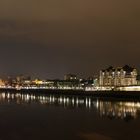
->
[[56, 80, 79, 88], [99, 65, 138, 87], [0, 79, 5, 86], [16, 75, 31, 84], [64, 74, 77, 81]]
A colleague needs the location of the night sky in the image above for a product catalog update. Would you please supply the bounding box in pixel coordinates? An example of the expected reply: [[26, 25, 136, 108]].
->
[[0, 0, 140, 79]]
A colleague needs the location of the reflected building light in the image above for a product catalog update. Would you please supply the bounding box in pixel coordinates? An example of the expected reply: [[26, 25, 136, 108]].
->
[[64, 98, 66, 104], [2, 93, 5, 99], [0, 92, 139, 121], [96, 101, 138, 120], [112, 111, 115, 116], [7, 93, 10, 99], [24, 94, 30, 102], [76, 98, 79, 106], [72, 98, 75, 105], [79, 99, 84, 104], [43, 96, 45, 100], [96, 100, 99, 108], [89, 98, 91, 108], [85, 98, 88, 107], [49, 96, 52, 102], [52, 96, 55, 102], [30, 95, 34, 100], [59, 97, 63, 103], [11, 94, 14, 99], [66, 98, 69, 103]]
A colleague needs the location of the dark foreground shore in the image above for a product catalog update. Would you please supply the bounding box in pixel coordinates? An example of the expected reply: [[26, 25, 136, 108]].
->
[[0, 88, 140, 100]]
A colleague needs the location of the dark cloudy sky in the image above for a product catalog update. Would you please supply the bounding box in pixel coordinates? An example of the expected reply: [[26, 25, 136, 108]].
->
[[0, 0, 140, 79]]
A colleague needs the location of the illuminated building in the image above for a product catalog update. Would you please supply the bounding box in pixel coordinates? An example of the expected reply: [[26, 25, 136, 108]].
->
[[16, 75, 31, 85], [64, 74, 77, 81], [99, 65, 138, 87], [56, 80, 79, 89], [0, 79, 5, 86]]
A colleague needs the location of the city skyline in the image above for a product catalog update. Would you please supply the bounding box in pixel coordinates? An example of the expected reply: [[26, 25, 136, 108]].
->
[[0, 64, 139, 80], [0, 0, 140, 78], [0, 1, 140, 140]]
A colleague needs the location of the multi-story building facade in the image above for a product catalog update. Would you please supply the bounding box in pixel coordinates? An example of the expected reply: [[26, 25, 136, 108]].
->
[[99, 65, 138, 87]]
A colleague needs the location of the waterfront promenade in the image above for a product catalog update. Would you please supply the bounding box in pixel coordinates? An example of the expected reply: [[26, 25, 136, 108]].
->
[[1, 86, 140, 100]]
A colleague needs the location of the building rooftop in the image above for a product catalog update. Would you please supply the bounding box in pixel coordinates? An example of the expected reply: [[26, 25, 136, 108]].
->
[[102, 65, 135, 73]]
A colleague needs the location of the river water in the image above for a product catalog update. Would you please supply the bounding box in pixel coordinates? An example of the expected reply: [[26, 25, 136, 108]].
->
[[0, 92, 139, 140]]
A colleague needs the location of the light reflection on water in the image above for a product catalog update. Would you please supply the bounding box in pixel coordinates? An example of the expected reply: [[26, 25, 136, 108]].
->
[[0, 92, 140, 121]]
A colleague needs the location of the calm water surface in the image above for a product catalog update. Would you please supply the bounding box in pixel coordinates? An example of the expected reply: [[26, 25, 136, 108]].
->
[[0, 92, 140, 140]]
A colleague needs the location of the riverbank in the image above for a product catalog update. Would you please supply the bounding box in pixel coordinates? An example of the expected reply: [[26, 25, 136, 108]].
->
[[1, 88, 140, 100]]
